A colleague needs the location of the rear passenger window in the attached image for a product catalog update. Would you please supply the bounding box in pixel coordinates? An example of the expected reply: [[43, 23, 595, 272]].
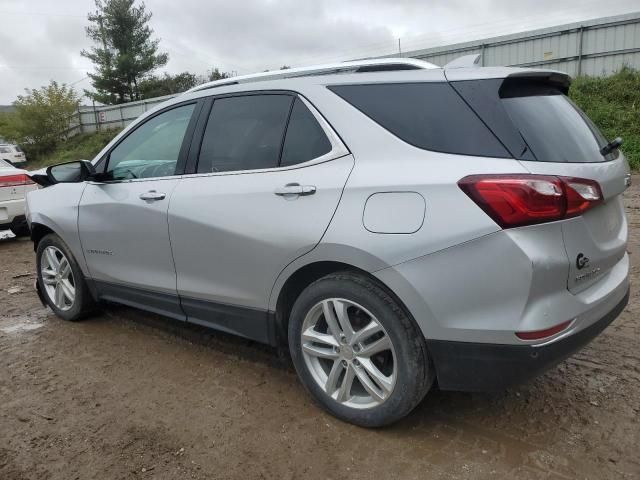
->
[[280, 99, 332, 166], [329, 83, 509, 158], [197, 95, 292, 173]]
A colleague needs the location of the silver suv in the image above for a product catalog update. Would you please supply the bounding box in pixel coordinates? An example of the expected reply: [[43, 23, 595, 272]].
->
[[27, 58, 630, 427]]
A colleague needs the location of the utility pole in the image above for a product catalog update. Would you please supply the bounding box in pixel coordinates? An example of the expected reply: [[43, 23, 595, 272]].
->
[[398, 38, 402, 57]]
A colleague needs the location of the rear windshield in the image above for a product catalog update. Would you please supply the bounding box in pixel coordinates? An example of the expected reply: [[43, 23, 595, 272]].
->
[[328, 83, 510, 158], [501, 88, 611, 163], [452, 78, 614, 163]]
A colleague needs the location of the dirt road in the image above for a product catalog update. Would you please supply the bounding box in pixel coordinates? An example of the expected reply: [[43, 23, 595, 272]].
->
[[1, 180, 639, 480]]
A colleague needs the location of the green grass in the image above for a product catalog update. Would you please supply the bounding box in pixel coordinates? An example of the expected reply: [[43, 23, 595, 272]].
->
[[25, 129, 121, 169], [569, 66, 640, 170]]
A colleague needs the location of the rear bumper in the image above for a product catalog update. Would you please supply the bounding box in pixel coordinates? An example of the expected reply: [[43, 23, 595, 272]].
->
[[427, 286, 629, 392], [0, 214, 27, 230], [0, 198, 26, 226]]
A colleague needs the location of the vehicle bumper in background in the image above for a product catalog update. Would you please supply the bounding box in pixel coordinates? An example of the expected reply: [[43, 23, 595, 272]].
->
[[0, 198, 26, 226], [0, 214, 28, 232], [427, 287, 630, 392]]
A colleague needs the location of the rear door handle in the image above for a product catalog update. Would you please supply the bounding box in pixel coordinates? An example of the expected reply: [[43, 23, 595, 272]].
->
[[274, 183, 316, 196], [139, 190, 166, 201]]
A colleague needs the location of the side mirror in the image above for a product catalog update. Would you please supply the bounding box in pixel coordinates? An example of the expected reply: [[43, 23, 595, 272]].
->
[[46, 160, 96, 184]]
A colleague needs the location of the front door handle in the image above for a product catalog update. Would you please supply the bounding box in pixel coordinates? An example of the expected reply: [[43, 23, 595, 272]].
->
[[139, 190, 166, 201], [274, 183, 316, 197]]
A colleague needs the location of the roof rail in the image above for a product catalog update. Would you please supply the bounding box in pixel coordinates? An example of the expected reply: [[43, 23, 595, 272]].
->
[[185, 58, 439, 94]]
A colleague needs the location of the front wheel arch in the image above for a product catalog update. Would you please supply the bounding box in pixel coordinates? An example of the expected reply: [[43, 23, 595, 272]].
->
[[30, 222, 55, 251]]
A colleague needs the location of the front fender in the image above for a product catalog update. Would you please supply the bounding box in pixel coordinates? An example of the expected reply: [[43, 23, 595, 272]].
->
[[27, 183, 89, 276]]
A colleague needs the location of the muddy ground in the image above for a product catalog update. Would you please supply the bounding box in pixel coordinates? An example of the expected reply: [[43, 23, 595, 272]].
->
[[1, 179, 639, 480]]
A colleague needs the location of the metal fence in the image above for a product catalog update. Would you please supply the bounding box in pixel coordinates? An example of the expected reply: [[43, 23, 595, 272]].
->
[[71, 93, 177, 135], [72, 11, 640, 137], [391, 11, 640, 77]]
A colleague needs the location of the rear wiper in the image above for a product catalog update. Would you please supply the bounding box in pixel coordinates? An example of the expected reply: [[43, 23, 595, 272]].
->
[[600, 137, 623, 156]]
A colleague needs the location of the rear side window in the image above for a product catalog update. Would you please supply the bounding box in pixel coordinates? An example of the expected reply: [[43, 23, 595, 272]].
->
[[280, 98, 332, 166], [197, 95, 293, 173], [329, 83, 509, 158]]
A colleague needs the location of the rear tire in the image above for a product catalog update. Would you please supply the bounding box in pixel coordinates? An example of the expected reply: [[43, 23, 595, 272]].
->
[[36, 233, 96, 321], [288, 271, 434, 427], [10, 225, 30, 237]]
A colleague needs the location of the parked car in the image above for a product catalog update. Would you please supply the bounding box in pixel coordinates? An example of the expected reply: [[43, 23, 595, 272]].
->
[[26, 58, 630, 427], [0, 158, 36, 236], [0, 143, 27, 166]]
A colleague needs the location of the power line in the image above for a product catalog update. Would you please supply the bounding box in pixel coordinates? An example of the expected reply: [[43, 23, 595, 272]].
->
[[0, 10, 85, 18]]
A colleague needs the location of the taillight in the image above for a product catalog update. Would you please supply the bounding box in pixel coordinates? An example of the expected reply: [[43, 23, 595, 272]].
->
[[0, 174, 34, 188], [458, 174, 602, 228]]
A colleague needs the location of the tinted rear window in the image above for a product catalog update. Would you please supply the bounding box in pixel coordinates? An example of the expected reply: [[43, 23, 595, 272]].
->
[[501, 91, 611, 163], [198, 95, 293, 173], [452, 78, 614, 163], [280, 98, 332, 166], [328, 82, 509, 158]]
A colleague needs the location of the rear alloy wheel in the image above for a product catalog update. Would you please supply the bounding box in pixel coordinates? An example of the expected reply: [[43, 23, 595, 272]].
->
[[289, 271, 434, 427], [301, 298, 397, 409]]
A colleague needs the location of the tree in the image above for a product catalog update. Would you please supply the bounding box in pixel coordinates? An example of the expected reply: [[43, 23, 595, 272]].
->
[[208, 68, 231, 82], [138, 72, 200, 98], [82, 0, 168, 104], [0, 81, 79, 156]]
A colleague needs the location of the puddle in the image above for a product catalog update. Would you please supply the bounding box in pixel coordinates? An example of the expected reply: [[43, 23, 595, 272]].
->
[[0, 313, 46, 334]]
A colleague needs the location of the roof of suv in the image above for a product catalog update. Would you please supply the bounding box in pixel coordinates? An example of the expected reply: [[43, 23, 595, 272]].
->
[[176, 57, 569, 104]]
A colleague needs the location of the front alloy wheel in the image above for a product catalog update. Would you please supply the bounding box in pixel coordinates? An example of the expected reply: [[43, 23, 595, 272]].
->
[[40, 246, 76, 311]]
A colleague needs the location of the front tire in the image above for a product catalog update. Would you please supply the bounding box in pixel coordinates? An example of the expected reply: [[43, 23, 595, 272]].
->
[[288, 271, 434, 427], [36, 233, 95, 321]]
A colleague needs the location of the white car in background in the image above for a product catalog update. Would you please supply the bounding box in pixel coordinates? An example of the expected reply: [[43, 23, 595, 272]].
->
[[0, 144, 27, 166], [0, 158, 36, 236]]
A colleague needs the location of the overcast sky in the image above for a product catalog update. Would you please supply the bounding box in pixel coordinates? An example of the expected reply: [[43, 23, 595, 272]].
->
[[0, 0, 638, 103]]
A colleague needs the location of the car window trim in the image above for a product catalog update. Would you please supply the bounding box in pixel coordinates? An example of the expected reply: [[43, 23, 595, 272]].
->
[[94, 98, 204, 182], [185, 89, 349, 176]]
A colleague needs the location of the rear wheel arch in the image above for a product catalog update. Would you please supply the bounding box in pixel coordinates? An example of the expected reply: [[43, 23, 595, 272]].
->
[[273, 261, 418, 349]]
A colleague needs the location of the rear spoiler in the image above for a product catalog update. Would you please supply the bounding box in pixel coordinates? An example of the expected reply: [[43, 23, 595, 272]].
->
[[503, 70, 571, 94]]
